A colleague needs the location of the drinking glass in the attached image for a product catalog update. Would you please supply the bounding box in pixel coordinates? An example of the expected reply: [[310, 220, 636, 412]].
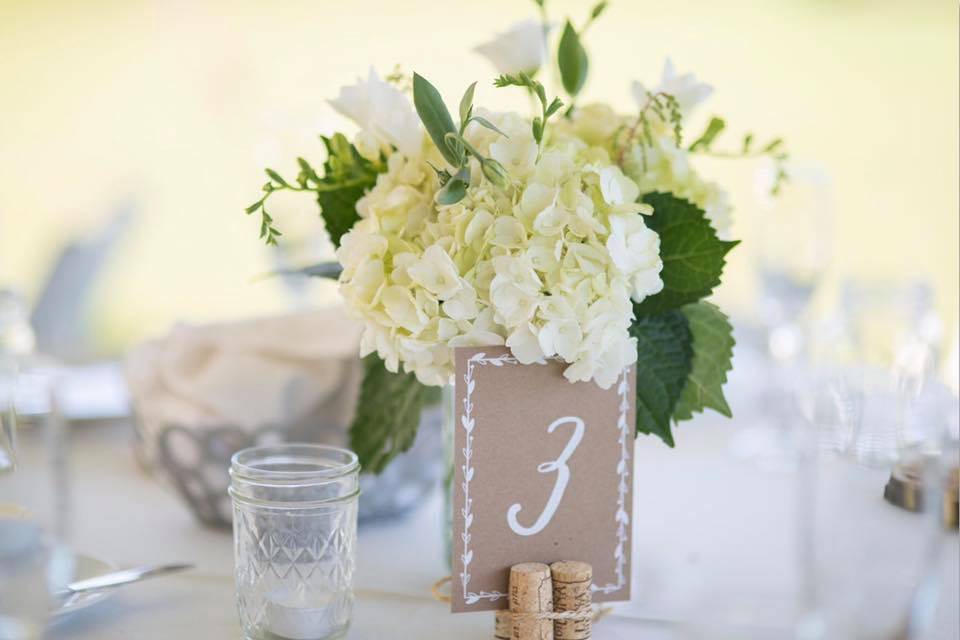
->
[[0, 354, 15, 473], [230, 444, 360, 640], [794, 367, 949, 639], [0, 367, 70, 639]]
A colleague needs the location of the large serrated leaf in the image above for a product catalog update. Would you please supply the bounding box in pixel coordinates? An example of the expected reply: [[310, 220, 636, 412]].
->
[[316, 185, 367, 247], [673, 301, 735, 421], [630, 310, 694, 447], [349, 355, 434, 474], [634, 192, 738, 316], [316, 134, 379, 247]]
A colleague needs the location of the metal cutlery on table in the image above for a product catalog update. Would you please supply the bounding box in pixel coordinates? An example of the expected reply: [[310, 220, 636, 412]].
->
[[56, 563, 193, 600]]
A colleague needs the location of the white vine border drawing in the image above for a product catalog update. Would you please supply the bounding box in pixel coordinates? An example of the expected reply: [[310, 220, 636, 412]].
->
[[457, 352, 631, 606]]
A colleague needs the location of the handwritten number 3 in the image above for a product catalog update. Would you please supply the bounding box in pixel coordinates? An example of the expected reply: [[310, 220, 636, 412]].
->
[[506, 416, 585, 537]]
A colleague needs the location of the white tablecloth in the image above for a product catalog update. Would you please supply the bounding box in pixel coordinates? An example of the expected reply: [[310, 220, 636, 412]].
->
[[8, 354, 959, 639]]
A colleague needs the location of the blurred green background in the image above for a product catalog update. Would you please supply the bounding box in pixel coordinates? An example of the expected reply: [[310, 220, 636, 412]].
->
[[1, 0, 956, 353]]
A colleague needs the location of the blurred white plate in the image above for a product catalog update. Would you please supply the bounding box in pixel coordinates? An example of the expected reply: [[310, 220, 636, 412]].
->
[[51, 554, 118, 618]]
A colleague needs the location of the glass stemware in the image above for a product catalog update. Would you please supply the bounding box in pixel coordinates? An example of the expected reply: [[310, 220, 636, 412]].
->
[[753, 161, 833, 365]]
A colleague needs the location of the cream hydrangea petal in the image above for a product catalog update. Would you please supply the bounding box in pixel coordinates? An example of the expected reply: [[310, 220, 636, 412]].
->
[[407, 245, 462, 300], [506, 324, 545, 364]]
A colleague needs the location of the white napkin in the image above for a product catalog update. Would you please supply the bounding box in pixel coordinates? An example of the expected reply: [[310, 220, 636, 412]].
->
[[125, 307, 363, 464]]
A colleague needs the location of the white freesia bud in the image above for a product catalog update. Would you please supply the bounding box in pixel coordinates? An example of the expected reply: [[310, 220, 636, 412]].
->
[[631, 57, 713, 114], [474, 19, 548, 75], [329, 67, 423, 157]]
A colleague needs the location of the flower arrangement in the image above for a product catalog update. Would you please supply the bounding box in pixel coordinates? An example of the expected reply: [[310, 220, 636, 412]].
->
[[245, 1, 787, 472]]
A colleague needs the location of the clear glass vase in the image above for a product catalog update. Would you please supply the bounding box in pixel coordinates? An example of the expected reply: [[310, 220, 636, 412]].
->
[[230, 444, 360, 640], [440, 384, 456, 570]]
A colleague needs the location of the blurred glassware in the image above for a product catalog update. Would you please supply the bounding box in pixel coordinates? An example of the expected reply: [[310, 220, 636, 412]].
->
[[812, 280, 943, 384], [230, 444, 358, 640], [0, 366, 72, 638], [0, 518, 50, 640], [0, 288, 35, 472], [1, 354, 16, 473], [793, 365, 950, 639], [753, 161, 833, 364], [0, 289, 37, 358]]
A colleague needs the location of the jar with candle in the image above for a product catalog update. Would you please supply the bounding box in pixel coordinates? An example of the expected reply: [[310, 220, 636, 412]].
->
[[229, 444, 359, 640]]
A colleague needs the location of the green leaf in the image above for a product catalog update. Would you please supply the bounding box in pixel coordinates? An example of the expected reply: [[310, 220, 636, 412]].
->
[[316, 187, 364, 246], [545, 97, 564, 118], [470, 116, 508, 138], [349, 355, 434, 474], [673, 301, 735, 421], [633, 192, 738, 315], [265, 168, 289, 187], [436, 165, 469, 204], [762, 138, 783, 152], [314, 134, 380, 247], [589, 0, 608, 20], [688, 117, 725, 151], [558, 21, 588, 97], [413, 73, 460, 167], [630, 310, 694, 447], [459, 81, 477, 126]]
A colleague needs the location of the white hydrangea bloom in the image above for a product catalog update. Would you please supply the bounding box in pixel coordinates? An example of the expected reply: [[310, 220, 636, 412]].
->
[[337, 112, 666, 388]]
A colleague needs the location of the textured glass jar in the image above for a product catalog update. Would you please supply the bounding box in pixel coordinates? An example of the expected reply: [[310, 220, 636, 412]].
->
[[229, 444, 359, 640]]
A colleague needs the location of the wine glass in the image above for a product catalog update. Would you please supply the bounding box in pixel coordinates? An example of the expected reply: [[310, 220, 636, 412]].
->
[[753, 160, 833, 365]]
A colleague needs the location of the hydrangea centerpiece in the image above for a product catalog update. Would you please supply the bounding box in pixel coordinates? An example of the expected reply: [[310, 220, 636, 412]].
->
[[246, 1, 787, 472]]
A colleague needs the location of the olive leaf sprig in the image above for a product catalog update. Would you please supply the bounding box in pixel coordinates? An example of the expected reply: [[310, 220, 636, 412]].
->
[[412, 73, 510, 205], [493, 72, 563, 160], [687, 117, 790, 195]]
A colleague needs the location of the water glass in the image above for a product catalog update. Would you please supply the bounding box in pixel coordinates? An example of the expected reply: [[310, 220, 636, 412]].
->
[[230, 444, 360, 640], [0, 355, 15, 473], [795, 370, 949, 639], [0, 519, 50, 640]]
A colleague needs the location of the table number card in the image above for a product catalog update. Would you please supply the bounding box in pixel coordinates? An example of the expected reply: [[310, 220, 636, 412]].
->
[[451, 346, 636, 613]]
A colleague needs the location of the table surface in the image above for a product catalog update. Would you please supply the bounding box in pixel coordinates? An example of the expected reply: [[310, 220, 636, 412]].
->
[[8, 360, 960, 640]]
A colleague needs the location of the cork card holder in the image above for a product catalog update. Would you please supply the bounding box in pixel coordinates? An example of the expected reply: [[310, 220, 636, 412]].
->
[[451, 346, 636, 612]]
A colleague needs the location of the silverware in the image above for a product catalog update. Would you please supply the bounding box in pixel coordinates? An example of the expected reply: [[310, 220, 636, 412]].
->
[[56, 563, 193, 597]]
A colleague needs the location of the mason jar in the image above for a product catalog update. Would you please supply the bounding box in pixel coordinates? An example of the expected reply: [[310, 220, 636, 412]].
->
[[229, 444, 359, 640]]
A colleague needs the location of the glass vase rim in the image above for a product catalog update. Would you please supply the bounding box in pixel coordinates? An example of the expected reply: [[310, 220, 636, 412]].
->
[[230, 443, 360, 482]]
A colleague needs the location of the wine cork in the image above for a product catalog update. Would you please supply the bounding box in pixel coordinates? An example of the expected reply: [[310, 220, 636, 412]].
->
[[550, 561, 592, 640], [494, 609, 511, 639], [509, 562, 554, 640]]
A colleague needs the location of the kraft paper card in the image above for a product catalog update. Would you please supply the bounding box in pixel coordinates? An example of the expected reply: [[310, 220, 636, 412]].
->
[[450, 346, 636, 612]]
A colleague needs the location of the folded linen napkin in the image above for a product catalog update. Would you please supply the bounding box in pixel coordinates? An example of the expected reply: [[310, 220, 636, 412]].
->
[[125, 307, 363, 465]]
